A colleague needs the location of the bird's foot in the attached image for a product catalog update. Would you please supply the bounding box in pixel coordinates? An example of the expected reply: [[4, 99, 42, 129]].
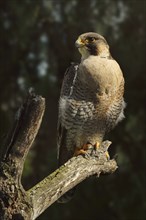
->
[[74, 144, 92, 158], [91, 142, 110, 160], [74, 141, 111, 160], [89, 142, 100, 157], [105, 151, 110, 160]]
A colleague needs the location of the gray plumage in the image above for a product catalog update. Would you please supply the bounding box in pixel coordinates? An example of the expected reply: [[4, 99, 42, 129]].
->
[[57, 32, 125, 202]]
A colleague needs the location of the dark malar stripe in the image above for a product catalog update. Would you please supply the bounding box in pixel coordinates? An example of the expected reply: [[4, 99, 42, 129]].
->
[[87, 44, 98, 55]]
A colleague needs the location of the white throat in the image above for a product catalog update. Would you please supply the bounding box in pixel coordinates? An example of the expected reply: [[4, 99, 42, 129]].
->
[[78, 47, 90, 61]]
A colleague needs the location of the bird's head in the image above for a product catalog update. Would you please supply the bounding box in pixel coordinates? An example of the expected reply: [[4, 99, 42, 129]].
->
[[75, 32, 110, 60]]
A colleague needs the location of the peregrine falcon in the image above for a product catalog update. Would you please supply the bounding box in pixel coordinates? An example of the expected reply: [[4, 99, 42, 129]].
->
[[57, 32, 125, 202]]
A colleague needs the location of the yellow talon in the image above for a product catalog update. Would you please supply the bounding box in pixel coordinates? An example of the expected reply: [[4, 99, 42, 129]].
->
[[95, 142, 100, 149], [74, 144, 92, 156], [105, 151, 110, 160], [74, 149, 87, 156]]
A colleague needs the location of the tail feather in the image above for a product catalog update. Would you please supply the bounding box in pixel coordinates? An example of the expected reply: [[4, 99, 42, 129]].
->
[[57, 126, 76, 203]]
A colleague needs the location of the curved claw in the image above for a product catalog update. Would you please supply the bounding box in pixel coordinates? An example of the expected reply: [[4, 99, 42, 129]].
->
[[74, 142, 110, 160], [74, 144, 92, 156]]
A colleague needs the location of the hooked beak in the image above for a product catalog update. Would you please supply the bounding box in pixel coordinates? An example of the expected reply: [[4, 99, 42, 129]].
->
[[75, 37, 85, 48]]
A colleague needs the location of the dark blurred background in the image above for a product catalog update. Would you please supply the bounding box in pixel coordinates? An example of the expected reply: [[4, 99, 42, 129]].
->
[[0, 0, 146, 219]]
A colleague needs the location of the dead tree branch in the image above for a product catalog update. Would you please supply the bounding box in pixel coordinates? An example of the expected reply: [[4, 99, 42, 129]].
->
[[0, 91, 117, 220]]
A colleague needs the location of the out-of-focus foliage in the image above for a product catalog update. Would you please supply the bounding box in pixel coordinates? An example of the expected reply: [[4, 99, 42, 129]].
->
[[0, 0, 145, 220]]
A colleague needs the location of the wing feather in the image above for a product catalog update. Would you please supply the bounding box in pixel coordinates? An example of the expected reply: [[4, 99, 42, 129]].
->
[[57, 63, 79, 166]]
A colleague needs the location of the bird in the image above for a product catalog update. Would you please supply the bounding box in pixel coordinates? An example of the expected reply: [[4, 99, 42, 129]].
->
[[57, 32, 125, 203]]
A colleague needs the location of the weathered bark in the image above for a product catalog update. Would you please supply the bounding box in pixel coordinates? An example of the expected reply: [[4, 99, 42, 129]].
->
[[0, 91, 117, 220]]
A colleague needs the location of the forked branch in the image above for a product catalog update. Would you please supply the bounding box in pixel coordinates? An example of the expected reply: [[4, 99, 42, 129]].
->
[[0, 91, 117, 220]]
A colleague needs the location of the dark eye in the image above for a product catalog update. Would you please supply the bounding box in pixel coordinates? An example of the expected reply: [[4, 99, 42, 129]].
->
[[87, 37, 96, 42]]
